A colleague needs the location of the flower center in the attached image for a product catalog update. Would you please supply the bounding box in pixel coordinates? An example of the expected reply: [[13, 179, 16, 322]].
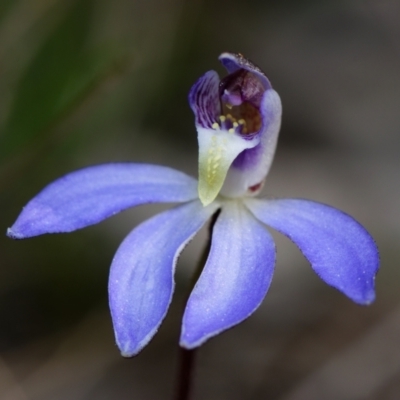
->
[[214, 69, 265, 135]]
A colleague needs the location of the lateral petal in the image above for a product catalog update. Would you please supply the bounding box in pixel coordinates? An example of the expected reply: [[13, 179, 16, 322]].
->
[[7, 163, 198, 238], [109, 200, 219, 357], [246, 198, 379, 305], [180, 200, 276, 349]]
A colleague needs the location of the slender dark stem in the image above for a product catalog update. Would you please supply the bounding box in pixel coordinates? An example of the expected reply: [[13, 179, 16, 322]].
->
[[174, 210, 220, 400], [175, 347, 197, 400]]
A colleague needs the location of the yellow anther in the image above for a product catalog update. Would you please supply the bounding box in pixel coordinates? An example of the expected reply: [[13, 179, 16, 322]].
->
[[233, 122, 238, 128], [226, 114, 233, 120], [212, 122, 220, 130], [219, 115, 226, 122], [238, 119, 246, 125], [228, 128, 234, 134], [226, 104, 233, 109]]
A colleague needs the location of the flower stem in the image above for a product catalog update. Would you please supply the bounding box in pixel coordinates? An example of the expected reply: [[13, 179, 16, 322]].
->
[[175, 347, 197, 400], [174, 210, 220, 400]]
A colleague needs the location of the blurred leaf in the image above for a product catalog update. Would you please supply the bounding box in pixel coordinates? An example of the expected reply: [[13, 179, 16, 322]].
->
[[0, 0, 107, 160], [0, 0, 14, 23]]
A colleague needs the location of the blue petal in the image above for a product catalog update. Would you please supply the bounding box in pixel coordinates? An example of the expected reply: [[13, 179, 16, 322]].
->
[[180, 201, 276, 349], [109, 200, 219, 357], [246, 198, 379, 305], [7, 163, 198, 238]]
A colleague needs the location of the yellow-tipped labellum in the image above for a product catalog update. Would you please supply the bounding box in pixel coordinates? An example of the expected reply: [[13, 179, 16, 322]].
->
[[197, 126, 258, 206]]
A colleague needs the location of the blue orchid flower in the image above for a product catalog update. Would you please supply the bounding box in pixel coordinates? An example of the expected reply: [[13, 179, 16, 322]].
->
[[7, 53, 379, 357]]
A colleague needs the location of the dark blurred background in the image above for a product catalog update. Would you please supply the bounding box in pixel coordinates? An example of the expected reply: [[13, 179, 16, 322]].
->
[[1, 0, 400, 399]]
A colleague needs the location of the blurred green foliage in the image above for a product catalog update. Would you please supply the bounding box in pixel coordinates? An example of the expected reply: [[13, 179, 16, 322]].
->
[[0, 0, 119, 161], [0, 0, 14, 23]]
